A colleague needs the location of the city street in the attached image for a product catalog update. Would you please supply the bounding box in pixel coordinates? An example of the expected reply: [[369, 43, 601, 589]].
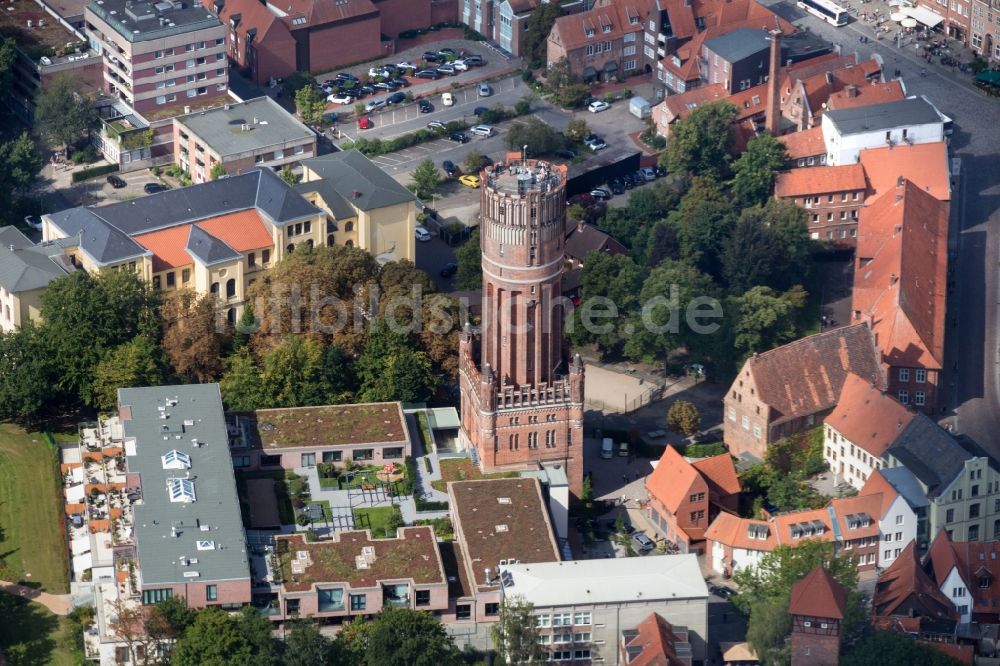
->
[[759, 1, 1000, 453]]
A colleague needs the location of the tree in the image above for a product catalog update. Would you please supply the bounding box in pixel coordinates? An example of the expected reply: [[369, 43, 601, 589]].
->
[[172, 607, 279, 666], [295, 82, 327, 125], [233, 301, 258, 349], [463, 149, 488, 174], [720, 210, 785, 294], [279, 165, 299, 186], [659, 101, 738, 179], [841, 630, 964, 666], [567, 252, 644, 352], [107, 598, 162, 666], [356, 324, 437, 403], [0, 133, 43, 214], [728, 285, 807, 359], [504, 117, 566, 155], [161, 291, 227, 382], [581, 475, 593, 504], [544, 58, 590, 109], [565, 118, 590, 142], [220, 347, 268, 412], [670, 177, 737, 277], [34, 74, 98, 152], [492, 595, 545, 665], [210, 162, 227, 180], [667, 400, 701, 437], [282, 71, 316, 101], [730, 133, 788, 206], [344, 607, 462, 666], [385, 504, 405, 536], [284, 621, 333, 666], [92, 335, 166, 412], [454, 229, 482, 290], [0, 37, 15, 91], [410, 159, 441, 199], [0, 323, 56, 423], [522, 3, 563, 68], [744, 596, 792, 666]]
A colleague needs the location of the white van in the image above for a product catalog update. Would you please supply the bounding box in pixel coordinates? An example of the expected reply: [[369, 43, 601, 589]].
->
[[600, 438, 614, 459]]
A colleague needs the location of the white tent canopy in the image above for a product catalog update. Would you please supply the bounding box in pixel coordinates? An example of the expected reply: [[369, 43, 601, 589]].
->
[[71, 535, 91, 556], [72, 552, 93, 575], [902, 5, 944, 27], [65, 484, 85, 503]]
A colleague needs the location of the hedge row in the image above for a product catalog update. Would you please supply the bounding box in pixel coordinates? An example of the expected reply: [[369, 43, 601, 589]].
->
[[345, 120, 469, 157], [72, 163, 120, 183]]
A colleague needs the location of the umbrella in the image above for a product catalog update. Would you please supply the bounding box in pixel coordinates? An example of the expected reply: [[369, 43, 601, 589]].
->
[[901, 17, 918, 27], [890, 11, 906, 20]]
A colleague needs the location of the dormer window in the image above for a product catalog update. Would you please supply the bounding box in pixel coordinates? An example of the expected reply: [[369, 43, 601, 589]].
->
[[980, 577, 992, 589], [585, 28, 595, 37], [602, 24, 612, 33]]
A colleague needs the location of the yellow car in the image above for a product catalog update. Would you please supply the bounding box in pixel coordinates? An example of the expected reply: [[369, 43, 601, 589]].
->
[[458, 174, 480, 188]]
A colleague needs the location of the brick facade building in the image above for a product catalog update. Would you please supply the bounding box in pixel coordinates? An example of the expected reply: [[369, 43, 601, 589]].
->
[[774, 164, 867, 243], [547, 0, 649, 83], [789, 567, 847, 666], [971, 0, 1000, 63], [459, 156, 585, 496]]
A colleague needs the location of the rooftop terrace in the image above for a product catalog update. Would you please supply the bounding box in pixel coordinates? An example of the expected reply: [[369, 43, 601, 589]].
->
[[485, 157, 566, 197], [252, 402, 408, 449], [275, 527, 445, 593], [0, 0, 90, 64]]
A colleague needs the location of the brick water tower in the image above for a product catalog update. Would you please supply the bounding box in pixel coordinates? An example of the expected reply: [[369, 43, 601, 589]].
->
[[458, 153, 585, 496]]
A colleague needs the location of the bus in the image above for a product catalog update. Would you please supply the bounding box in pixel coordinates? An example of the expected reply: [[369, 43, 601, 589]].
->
[[797, 0, 849, 26]]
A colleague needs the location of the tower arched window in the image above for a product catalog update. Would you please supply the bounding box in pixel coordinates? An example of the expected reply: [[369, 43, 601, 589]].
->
[[327, 234, 335, 247], [345, 240, 353, 247], [344, 221, 354, 232], [226, 308, 235, 324], [286, 243, 295, 254], [210, 282, 219, 295], [225, 278, 236, 299]]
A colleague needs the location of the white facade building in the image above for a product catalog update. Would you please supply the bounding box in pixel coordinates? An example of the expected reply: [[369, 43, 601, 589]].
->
[[821, 96, 947, 165]]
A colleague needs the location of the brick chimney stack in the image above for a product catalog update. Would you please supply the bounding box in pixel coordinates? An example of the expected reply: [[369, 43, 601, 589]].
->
[[765, 28, 782, 135]]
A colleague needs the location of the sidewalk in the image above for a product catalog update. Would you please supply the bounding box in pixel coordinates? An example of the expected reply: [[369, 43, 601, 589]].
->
[[0, 580, 73, 615]]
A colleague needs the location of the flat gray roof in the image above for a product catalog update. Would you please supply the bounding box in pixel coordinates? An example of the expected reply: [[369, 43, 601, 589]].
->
[[825, 97, 942, 134], [87, 0, 222, 42], [120, 384, 250, 587], [704, 28, 770, 64], [299, 150, 415, 212], [177, 97, 315, 158]]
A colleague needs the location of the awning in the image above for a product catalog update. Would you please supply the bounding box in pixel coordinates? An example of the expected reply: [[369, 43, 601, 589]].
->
[[66, 484, 85, 503], [976, 70, 1000, 86], [604, 61, 619, 71], [582, 66, 598, 78], [72, 552, 93, 575], [71, 535, 91, 556], [902, 6, 944, 27]]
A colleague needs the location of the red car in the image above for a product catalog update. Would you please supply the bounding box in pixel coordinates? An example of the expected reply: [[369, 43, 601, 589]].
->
[[357, 117, 374, 129]]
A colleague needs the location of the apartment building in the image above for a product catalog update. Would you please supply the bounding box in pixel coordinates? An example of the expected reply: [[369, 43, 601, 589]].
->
[[773, 164, 867, 242], [927, 531, 1000, 624], [547, 0, 650, 83], [173, 96, 317, 182], [820, 97, 947, 166], [779, 126, 826, 167], [971, 0, 1000, 63], [823, 373, 915, 491], [723, 323, 884, 461], [85, 0, 228, 116], [644, 446, 740, 555], [500, 556, 709, 663], [233, 402, 411, 472], [620, 613, 694, 666], [42, 168, 324, 322], [0, 228, 76, 333], [915, 0, 970, 43], [0, 0, 103, 124], [861, 469, 919, 569], [264, 527, 449, 621], [872, 541, 958, 636], [295, 150, 418, 263], [777, 56, 887, 132]]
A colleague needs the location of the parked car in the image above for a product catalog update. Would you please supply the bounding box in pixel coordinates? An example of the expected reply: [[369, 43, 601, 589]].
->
[[418, 99, 434, 113], [710, 585, 735, 600], [23, 215, 42, 230], [600, 437, 614, 459], [633, 170, 647, 184], [641, 166, 657, 181], [358, 85, 376, 97], [391, 78, 409, 88], [415, 226, 432, 242], [438, 47, 457, 56], [555, 148, 577, 160], [453, 59, 469, 71], [631, 532, 655, 553], [442, 160, 459, 177], [422, 51, 440, 62], [584, 135, 607, 150], [415, 69, 440, 80], [143, 182, 167, 194], [387, 91, 406, 105], [458, 174, 480, 188], [588, 100, 611, 113], [478, 83, 492, 97], [335, 72, 359, 83], [465, 54, 484, 66], [618, 441, 629, 457], [357, 117, 374, 129], [441, 92, 454, 107], [396, 61, 418, 71], [364, 98, 387, 113], [589, 187, 611, 201], [107, 174, 126, 189], [373, 82, 394, 92], [437, 64, 456, 76], [427, 120, 446, 131], [470, 124, 495, 137], [609, 179, 624, 195], [449, 132, 469, 143], [440, 262, 458, 278], [327, 93, 354, 104], [473, 106, 489, 116]]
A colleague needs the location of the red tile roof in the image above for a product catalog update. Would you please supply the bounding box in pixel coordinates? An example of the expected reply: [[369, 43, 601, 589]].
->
[[743, 323, 885, 427], [196, 209, 274, 253], [132, 224, 194, 272], [623, 612, 690, 666], [829, 493, 883, 540], [796, 64, 872, 121], [789, 566, 848, 619], [507, 0, 540, 13], [774, 164, 866, 198], [777, 53, 859, 98], [853, 181, 949, 369], [927, 529, 961, 590], [646, 446, 702, 514], [826, 80, 905, 111], [778, 126, 825, 160], [772, 508, 835, 545], [858, 468, 899, 517], [692, 453, 741, 497], [873, 541, 956, 620], [549, 0, 649, 53], [927, 531, 1000, 617], [858, 142, 951, 204], [705, 511, 777, 552], [825, 372, 916, 458], [281, 0, 377, 29]]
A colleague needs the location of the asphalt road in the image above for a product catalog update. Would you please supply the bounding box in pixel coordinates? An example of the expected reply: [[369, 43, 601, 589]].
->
[[759, 1, 1000, 454]]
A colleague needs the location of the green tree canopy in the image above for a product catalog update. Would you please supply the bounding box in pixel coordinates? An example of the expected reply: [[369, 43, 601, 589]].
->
[[220, 347, 268, 412], [356, 324, 437, 403], [0, 323, 56, 423], [210, 162, 227, 180], [492, 595, 545, 665], [352, 607, 462, 666], [659, 101, 737, 179], [670, 177, 737, 277], [667, 400, 701, 436], [462, 150, 489, 174], [279, 165, 299, 186], [730, 133, 788, 206], [171, 607, 278, 666], [564, 118, 590, 142], [567, 252, 645, 351], [410, 159, 441, 199], [522, 3, 563, 68], [91, 335, 167, 411], [727, 285, 807, 359], [283, 620, 335, 666], [841, 630, 964, 666], [504, 117, 566, 155], [454, 229, 482, 290], [295, 83, 327, 126], [34, 74, 98, 151]]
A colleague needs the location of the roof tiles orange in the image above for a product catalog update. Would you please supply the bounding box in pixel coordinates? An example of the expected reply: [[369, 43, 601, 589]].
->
[[858, 142, 951, 203], [825, 372, 915, 457], [873, 540, 956, 620], [132, 225, 193, 272], [195, 209, 274, 253], [692, 453, 741, 496], [646, 446, 703, 514], [774, 164, 866, 198], [779, 126, 825, 160], [789, 566, 848, 619], [705, 511, 778, 552], [624, 612, 690, 666], [827, 80, 905, 111]]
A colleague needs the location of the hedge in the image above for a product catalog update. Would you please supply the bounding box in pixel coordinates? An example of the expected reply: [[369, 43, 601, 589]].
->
[[415, 496, 449, 512], [72, 163, 120, 183]]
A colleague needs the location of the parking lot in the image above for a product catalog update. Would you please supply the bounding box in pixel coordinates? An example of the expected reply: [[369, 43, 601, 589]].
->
[[59, 167, 167, 207]]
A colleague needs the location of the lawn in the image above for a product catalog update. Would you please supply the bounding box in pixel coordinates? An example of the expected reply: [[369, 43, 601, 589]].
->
[[0, 425, 70, 594], [353, 506, 399, 538], [430, 458, 519, 493], [0, 596, 78, 666]]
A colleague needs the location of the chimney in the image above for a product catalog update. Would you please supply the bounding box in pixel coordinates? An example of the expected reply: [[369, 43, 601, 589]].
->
[[764, 29, 782, 135], [890, 274, 898, 285], [484, 567, 492, 586], [845, 84, 858, 98], [825, 71, 834, 85], [896, 175, 905, 188]]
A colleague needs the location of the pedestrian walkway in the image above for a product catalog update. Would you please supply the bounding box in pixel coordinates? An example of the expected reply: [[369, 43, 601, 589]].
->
[[0, 580, 73, 615]]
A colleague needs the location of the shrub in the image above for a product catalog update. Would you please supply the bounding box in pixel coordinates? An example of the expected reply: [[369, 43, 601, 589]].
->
[[415, 495, 449, 512], [463, 26, 485, 41], [603, 92, 616, 103], [521, 70, 535, 83], [71, 163, 119, 183], [296, 513, 311, 526], [70, 145, 100, 164], [165, 164, 184, 178]]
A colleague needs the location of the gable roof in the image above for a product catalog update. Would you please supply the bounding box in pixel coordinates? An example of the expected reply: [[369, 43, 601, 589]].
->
[[705, 511, 777, 552], [778, 126, 825, 160], [742, 323, 885, 426], [186, 225, 242, 266], [880, 466, 930, 509], [859, 467, 900, 516], [564, 223, 627, 262], [927, 528, 962, 588], [132, 225, 197, 272], [886, 413, 970, 499], [873, 541, 956, 620], [299, 150, 416, 212], [829, 493, 883, 540], [789, 566, 847, 619], [195, 209, 275, 252], [692, 453, 741, 497], [646, 446, 703, 514], [927, 531, 1000, 616], [0, 227, 75, 293], [549, 0, 649, 53], [280, 0, 378, 29], [826, 80, 906, 112], [825, 372, 915, 458], [853, 180, 948, 369], [795, 62, 873, 121], [623, 612, 691, 666], [774, 164, 866, 198], [772, 507, 835, 545], [858, 141, 950, 203]]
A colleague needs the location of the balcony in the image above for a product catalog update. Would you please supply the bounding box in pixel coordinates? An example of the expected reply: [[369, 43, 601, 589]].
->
[[382, 584, 410, 608]]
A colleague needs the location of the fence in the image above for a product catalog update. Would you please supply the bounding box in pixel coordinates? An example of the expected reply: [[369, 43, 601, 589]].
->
[[586, 384, 663, 414]]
